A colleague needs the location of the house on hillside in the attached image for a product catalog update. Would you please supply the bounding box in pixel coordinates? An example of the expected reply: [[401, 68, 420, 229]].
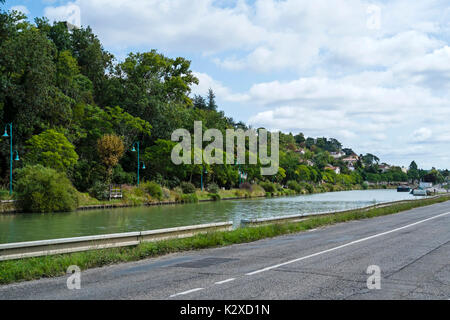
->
[[330, 151, 345, 159], [342, 154, 359, 164], [325, 166, 341, 174], [294, 148, 306, 155], [300, 159, 314, 166], [379, 163, 391, 173]]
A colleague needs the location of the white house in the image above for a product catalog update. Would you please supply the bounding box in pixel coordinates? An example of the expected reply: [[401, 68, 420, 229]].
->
[[330, 151, 345, 159]]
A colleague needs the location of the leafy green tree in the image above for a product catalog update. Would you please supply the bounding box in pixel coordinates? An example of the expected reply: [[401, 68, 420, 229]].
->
[[0, 27, 57, 140], [70, 26, 113, 101], [408, 161, 419, 183], [295, 165, 311, 182], [25, 129, 78, 172]]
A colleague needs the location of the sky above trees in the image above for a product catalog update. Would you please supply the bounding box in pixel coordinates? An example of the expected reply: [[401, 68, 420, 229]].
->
[[4, 0, 450, 169]]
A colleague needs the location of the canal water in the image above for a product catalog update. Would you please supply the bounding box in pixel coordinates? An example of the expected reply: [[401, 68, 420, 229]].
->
[[0, 189, 419, 244]]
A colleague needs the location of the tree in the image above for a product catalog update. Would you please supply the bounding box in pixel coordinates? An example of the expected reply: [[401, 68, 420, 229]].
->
[[0, 27, 57, 140], [408, 161, 419, 183], [25, 129, 78, 172], [294, 133, 305, 145], [192, 94, 207, 109], [206, 88, 217, 111], [97, 134, 125, 183]]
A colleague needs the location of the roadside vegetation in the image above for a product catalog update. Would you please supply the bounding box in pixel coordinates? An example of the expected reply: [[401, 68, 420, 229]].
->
[[1, 194, 449, 285]]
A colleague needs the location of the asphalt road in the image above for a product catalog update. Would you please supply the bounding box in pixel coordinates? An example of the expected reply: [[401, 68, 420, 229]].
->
[[1, 200, 450, 300]]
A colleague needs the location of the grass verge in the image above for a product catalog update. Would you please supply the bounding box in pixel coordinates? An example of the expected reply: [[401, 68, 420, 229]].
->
[[1, 195, 449, 285]]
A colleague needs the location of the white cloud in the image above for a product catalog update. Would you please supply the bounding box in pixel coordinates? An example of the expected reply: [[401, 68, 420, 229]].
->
[[191, 72, 249, 102], [44, 2, 81, 27], [10, 5, 30, 15], [412, 128, 433, 142]]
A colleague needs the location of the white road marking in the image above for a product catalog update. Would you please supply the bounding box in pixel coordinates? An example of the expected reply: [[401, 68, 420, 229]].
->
[[246, 211, 450, 276], [215, 278, 235, 285], [169, 287, 204, 298]]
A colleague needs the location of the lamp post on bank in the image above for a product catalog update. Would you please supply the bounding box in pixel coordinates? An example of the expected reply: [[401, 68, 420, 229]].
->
[[2, 123, 20, 195], [131, 141, 145, 186]]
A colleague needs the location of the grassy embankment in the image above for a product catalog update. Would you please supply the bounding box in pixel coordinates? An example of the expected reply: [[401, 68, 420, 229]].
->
[[1, 194, 449, 285], [76, 181, 393, 207]]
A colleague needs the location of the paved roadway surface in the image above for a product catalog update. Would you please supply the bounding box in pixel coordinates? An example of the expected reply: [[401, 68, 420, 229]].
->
[[1, 200, 450, 300]]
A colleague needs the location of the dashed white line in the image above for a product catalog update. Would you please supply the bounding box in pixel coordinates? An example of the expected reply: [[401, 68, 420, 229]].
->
[[215, 278, 235, 285], [169, 287, 204, 298], [246, 211, 450, 276]]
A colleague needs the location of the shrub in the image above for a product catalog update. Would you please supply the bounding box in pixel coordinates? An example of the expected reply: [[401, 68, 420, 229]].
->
[[362, 182, 369, 190], [162, 187, 171, 199], [239, 182, 253, 191], [88, 181, 109, 200], [208, 193, 221, 201], [259, 181, 277, 193], [207, 182, 219, 194], [287, 180, 302, 193], [15, 165, 78, 213], [0, 189, 10, 200], [112, 165, 135, 185], [142, 181, 163, 200], [180, 182, 196, 194], [181, 193, 198, 203]]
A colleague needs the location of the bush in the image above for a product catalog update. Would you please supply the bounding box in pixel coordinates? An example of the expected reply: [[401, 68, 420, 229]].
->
[[208, 193, 221, 201], [15, 165, 78, 213], [0, 189, 10, 200], [142, 181, 163, 200], [180, 182, 196, 194], [287, 180, 302, 193], [112, 165, 135, 185], [301, 182, 314, 194], [259, 181, 277, 193], [207, 182, 219, 194], [88, 181, 109, 200], [239, 182, 253, 191], [181, 193, 198, 203]]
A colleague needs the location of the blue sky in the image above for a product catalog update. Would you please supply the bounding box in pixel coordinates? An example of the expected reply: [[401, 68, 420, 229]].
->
[[3, 0, 450, 169]]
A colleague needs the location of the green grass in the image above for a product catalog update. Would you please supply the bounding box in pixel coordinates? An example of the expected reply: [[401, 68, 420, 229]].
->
[[0, 195, 449, 285]]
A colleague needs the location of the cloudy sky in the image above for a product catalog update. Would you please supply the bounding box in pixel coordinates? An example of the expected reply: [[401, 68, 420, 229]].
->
[[4, 0, 450, 169]]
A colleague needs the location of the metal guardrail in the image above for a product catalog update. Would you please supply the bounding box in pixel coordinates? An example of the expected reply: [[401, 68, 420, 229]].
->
[[0, 221, 233, 261]]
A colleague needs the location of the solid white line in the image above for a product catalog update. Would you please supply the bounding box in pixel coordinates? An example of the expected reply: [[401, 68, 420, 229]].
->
[[169, 287, 204, 298], [215, 278, 235, 285], [246, 211, 450, 276]]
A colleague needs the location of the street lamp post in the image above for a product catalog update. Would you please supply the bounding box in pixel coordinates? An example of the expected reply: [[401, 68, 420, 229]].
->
[[131, 141, 145, 186], [201, 166, 208, 191], [2, 123, 20, 195], [235, 159, 241, 185]]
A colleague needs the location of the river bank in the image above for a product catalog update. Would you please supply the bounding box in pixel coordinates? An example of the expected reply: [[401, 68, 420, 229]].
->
[[0, 181, 397, 214]]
